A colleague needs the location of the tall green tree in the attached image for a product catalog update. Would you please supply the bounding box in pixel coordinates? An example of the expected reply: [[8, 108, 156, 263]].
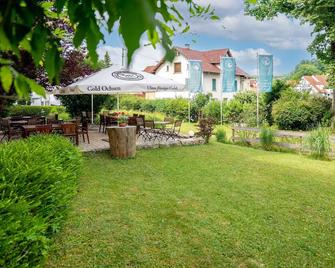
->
[[288, 60, 325, 82], [103, 52, 112, 68], [0, 0, 219, 98], [245, 0, 335, 114]]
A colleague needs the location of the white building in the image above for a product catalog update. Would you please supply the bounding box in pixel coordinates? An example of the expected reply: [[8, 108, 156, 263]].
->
[[30, 92, 61, 106], [296, 75, 332, 98], [144, 47, 251, 100]]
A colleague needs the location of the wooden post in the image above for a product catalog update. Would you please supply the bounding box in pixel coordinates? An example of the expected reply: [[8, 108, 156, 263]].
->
[[232, 127, 235, 142], [106, 126, 136, 159]]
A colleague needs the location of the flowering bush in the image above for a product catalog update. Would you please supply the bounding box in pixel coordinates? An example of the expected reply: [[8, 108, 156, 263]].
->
[[117, 112, 128, 124]]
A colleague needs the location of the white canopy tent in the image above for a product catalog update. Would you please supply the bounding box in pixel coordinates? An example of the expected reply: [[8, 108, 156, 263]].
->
[[54, 66, 185, 123]]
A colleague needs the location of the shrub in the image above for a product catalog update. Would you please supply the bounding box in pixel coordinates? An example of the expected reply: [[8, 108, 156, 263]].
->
[[58, 95, 106, 116], [8, 105, 67, 117], [196, 118, 215, 143], [272, 89, 331, 130], [223, 91, 266, 126], [260, 126, 275, 150], [216, 127, 227, 143], [305, 127, 331, 159], [0, 135, 82, 267], [203, 100, 221, 122]]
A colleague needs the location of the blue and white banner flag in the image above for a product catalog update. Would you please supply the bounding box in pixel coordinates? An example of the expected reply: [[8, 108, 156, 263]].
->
[[187, 60, 202, 93], [258, 55, 273, 92], [221, 57, 236, 92]]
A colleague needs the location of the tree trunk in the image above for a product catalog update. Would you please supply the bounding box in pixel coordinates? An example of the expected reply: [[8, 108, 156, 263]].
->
[[106, 126, 136, 159]]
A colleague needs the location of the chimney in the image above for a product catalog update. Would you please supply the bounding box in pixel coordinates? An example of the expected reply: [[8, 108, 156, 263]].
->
[[185, 43, 190, 49]]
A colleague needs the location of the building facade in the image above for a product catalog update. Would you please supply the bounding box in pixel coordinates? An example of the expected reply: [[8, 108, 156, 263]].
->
[[144, 47, 251, 100], [30, 92, 61, 106], [296, 75, 332, 98]]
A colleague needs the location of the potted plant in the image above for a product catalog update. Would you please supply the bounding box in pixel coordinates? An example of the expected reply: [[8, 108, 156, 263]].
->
[[118, 113, 128, 127]]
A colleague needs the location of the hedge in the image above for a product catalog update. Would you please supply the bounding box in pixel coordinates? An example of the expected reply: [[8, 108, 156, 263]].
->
[[0, 135, 82, 267], [272, 90, 332, 130], [8, 105, 67, 117]]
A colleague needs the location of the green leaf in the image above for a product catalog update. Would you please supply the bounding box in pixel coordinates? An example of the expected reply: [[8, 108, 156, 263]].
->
[[45, 46, 57, 81], [73, 19, 89, 47], [55, 0, 67, 12], [0, 66, 13, 92], [86, 18, 103, 64], [182, 25, 190, 34], [0, 58, 13, 65], [14, 74, 30, 97], [0, 27, 12, 51], [31, 26, 48, 65], [25, 78, 46, 97]]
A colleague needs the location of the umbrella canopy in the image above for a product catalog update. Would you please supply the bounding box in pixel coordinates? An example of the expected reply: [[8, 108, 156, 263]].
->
[[54, 66, 185, 95]]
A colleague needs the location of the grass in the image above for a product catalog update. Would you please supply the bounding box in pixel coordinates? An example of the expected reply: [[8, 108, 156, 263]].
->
[[47, 144, 335, 267]]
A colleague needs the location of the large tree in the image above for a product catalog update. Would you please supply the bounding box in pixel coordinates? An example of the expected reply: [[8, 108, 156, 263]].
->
[[245, 0, 335, 114], [0, 0, 219, 99]]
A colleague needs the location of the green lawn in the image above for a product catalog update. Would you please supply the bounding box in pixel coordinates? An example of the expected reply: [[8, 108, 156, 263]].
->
[[47, 144, 335, 267]]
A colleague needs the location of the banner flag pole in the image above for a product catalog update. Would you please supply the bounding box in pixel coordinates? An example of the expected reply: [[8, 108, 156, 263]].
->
[[256, 53, 259, 127]]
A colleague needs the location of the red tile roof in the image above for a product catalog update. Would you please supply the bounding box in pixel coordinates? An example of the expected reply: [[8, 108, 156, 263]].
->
[[303, 75, 329, 93], [144, 47, 249, 77]]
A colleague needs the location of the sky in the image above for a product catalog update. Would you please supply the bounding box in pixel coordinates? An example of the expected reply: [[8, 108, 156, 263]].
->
[[98, 0, 314, 76]]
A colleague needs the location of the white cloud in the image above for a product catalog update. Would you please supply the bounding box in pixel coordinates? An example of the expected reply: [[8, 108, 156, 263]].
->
[[231, 48, 281, 76], [188, 2, 313, 50], [97, 45, 164, 70]]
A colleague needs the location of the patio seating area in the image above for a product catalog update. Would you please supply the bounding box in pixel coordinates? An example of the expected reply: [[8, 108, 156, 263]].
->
[[0, 113, 204, 152], [0, 114, 90, 146], [80, 114, 204, 152]]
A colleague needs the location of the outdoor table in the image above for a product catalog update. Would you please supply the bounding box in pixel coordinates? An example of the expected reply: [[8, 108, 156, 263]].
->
[[10, 120, 28, 126], [106, 126, 136, 159], [21, 116, 32, 120], [21, 124, 62, 138]]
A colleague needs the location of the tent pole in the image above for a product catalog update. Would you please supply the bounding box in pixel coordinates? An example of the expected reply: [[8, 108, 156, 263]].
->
[[91, 94, 94, 125]]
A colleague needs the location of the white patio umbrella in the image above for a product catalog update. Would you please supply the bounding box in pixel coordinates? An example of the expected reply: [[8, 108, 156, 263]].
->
[[54, 66, 185, 123]]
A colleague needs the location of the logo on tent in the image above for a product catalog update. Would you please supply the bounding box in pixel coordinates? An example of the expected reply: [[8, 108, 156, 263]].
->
[[112, 71, 144, 81]]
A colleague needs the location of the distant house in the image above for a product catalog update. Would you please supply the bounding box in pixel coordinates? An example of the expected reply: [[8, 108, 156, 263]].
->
[[144, 47, 251, 100], [296, 75, 332, 98], [30, 91, 61, 106]]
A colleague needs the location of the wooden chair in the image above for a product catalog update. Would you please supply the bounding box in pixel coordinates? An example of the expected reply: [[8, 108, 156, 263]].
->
[[164, 120, 182, 141], [0, 119, 22, 141], [35, 124, 52, 134], [99, 114, 106, 132], [61, 123, 79, 145], [78, 119, 90, 143]]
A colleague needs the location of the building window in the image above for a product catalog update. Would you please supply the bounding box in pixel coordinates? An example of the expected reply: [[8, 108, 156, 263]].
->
[[174, 62, 181, 73], [212, 78, 216, 91], [166, 65, 169, 72]]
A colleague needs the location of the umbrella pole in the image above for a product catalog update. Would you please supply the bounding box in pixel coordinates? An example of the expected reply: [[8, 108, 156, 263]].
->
[[91, 94, 94, 125], [117, 94, 120, 111]]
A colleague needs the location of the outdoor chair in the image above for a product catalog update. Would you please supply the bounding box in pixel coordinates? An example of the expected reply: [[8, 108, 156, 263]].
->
[[163, 120, 182, 141], [104, 116, 118, 133], [35, 124, 52, 134], [164, 117, 174, 129], [78, 119, 90, 143], [144, 120, 160, 141], [0, 119, 23, 141], [61, 123, 79, 145], [136, 117, 149, 140], [99, 114, 106, 132], [28, 117, 39, 125], [127, 116, 137, 126]]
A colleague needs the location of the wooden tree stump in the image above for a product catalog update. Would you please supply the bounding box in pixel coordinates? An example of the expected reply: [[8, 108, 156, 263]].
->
[[106, 126, 136, 159]]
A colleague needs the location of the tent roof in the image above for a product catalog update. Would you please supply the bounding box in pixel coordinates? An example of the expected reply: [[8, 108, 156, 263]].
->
[[54, 66, 185, 95]]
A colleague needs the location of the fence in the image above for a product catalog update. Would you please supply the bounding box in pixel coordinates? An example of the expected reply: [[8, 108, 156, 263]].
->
[[231, 126, 335, 155]]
